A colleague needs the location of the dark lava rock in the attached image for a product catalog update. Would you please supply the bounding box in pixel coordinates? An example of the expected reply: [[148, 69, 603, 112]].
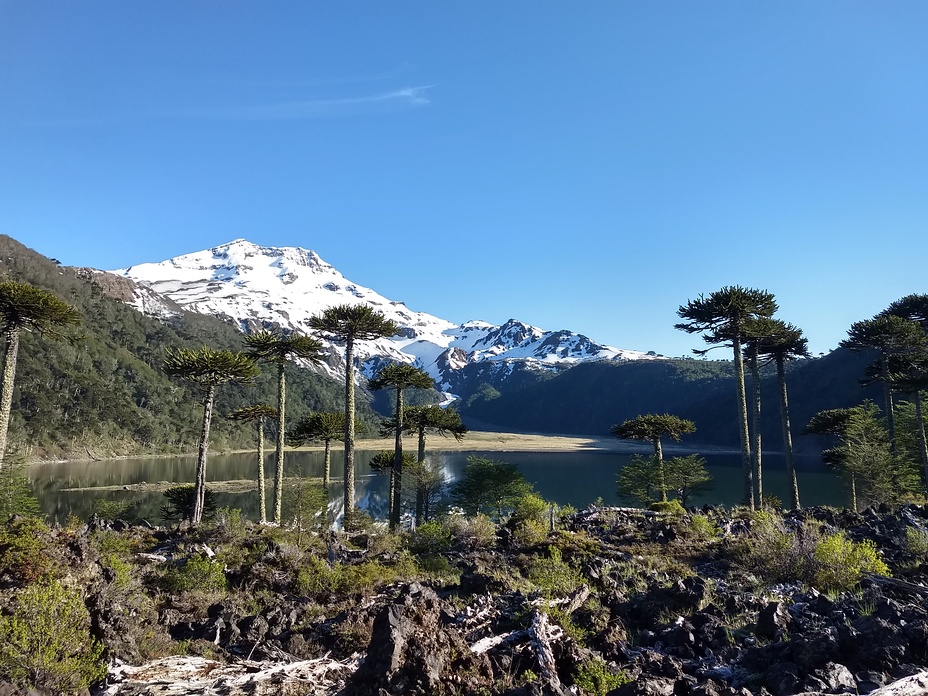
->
[[758, 601, 792, 639], [344, 582, 492, 695]]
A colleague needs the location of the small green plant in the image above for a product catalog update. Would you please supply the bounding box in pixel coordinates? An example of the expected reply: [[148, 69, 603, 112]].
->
[[447, 513, 497, 549], [649, 499, 686, 515], [548, 606, 588, 644], [92, 529, 134, 556], [813, 532, 890, 593], [0, 458, 41, 518], [573, 658, 630, 695], [0, 577, 106, 692], [904, 527, 928, 562], [0, 517, 53, 583], [408, 520, 453, 555], [91, 498, 137, 522], [160, 485, 217, 523], [212, 507, 248, 541], [687, 514, 721, 541], [163, 554, 227, 593], [342, 508, 374, 534], [512, 519, 549, 547], [527, 547, 584, 598], [101, 553, 133, 591]]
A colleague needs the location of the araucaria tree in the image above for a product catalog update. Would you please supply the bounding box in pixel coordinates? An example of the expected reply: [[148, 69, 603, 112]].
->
[[756, 320, 810, 510], [840, 314, 926, 455], [308, 305, 398, 516], [245, 330, 324, 524], [676, 286, 778, 509], [369, 362, 434, 528], [163, 347, 259, 524], [400, 405, 467, 524], [611, 414, 696, 502], [288, 411, 347, 491], [229, 405, 278, 523], [0, 281, 80, 471]]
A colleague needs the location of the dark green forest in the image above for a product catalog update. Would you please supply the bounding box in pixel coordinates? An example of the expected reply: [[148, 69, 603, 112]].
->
[[0, 235, 380, 459]]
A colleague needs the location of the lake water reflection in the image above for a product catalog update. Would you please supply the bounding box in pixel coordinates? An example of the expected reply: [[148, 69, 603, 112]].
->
[[28, 449, 847, 524]]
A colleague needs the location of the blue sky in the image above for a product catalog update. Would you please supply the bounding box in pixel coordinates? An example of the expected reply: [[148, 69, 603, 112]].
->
[[1, 2, 926, 358]]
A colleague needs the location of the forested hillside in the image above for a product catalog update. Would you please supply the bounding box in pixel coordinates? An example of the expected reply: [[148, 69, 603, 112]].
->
[[460, 346, 883, 452], [0, 236, 379, 459]]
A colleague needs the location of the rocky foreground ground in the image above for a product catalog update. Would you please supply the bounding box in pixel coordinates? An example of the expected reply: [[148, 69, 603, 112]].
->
[[1, 503, 927, 696]]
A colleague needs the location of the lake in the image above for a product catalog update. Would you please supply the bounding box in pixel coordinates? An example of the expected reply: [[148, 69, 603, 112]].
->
[[28, 448, 847, 524]]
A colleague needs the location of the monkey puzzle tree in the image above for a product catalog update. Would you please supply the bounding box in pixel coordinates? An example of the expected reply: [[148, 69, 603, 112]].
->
[[756, 320, 810, 510], [840, 314, 926, 456], [881, 294, 928, 496], [0, 281, 80, 471], [288, 410, 356, 491], [163, 347, 259, 524], [229, 404, 278, 523], [611, 413, 696, 502], [368, 362, 434, 529], [245, 330, 325, 524], [397, 404, 467, 524], [675, 286, 778, 509], [368, 449, 416, 521], [308, 305, 398, 515]]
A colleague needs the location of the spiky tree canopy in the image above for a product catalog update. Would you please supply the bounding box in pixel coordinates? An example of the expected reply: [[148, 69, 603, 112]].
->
[[368, 449, 416, 473], [397, 404, 467, 440], [288, 411, 347, 446], [755, 320, 810, 363], [368, 362, 434, 394], [841, 314, 926, 358], [0, 280, 81, 336], [675, 286, 778, 347], [244, 330, 325, 365], [163, 347, 260, 386], [882, 294, 928, 327], [307, 304, 399, 344], [229, 404, 278, 422], [611, 413, 696, 444]]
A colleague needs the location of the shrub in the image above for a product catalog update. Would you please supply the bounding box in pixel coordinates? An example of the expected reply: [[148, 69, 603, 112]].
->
[[91, 498, 137, 522], [211, 507, 248, 542], [573, 658, 630, 695], [687, 514, 721, 541], [447, 513, 497, 549], [0, 517, 53, 584], [905, 527, 928, 562], [738, 513, 821, 584], [0, 577, 106, 692], [163, 554, 227, 593], [342, 508, 374, 534], [408, 521, 453, 555], [649, 499, 686, 516], [512, 493, 548, 525], [513, 519, 549, 547], [813, 533, 890, 593], [160, 485, 216, 523], [527, 547, 584, 598]]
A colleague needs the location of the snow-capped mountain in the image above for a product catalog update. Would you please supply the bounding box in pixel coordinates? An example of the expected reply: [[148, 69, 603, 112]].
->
[[110, 239, 653, 393]]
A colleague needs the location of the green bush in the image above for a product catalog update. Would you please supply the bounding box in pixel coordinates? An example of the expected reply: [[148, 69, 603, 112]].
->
[[0, 577, 106, 692], [342, 508, 374, 534], [163, 554, 227, 593], [513, 519, 549, 547], [687, 514, 721, 541], [905, 527, 928, 562], [447, 513, 497, 549], [0, 517, 53, 583], [527, 547, 584, 598], [91, 498, 137, 522], [573, 658, 630, 695], [738, 513, 821, 584], [512, 493, 548, 525], [813, 533, 890, 593], [408, 521, 453, 555], [649, 499, 686, 515], [160, 485, 217, 523]]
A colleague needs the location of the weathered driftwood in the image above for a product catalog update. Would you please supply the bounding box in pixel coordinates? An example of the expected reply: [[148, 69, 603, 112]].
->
[[864, 573, 928, 598], [530, 611, 567, 694], [98, 654, 361, 696]]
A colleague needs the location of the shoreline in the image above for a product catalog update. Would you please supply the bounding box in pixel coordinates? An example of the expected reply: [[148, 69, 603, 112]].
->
[[29, 430, 740, 467]]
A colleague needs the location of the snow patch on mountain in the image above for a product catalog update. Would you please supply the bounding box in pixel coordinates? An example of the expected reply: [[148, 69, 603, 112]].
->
[[113, 239, 654, 389]]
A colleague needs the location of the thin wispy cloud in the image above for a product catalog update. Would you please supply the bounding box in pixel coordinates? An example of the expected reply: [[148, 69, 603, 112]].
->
[[29, 86, 432, 127], [181, 86, 432, 121]]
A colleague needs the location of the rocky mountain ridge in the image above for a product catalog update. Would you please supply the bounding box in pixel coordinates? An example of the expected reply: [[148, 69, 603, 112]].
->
[[104, 239, 656, 395]]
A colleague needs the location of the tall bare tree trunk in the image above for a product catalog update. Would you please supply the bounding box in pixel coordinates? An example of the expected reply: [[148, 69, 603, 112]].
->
[[416, 427, 427, 525], [915, 390, 928, 498], [748, 348, 763, 506], [257, 419, 267, 523], [192, 385, 215, 524], [776, 356, 801, 510], [733, 334, 754, 509], [0, 328, 20, 473], [881, 355, 897, 455], [390, 387, 405, 529], [274, 364, 286, 524], [323, 440, 331, 490], [653, 437, 667, 502], [343, 337, 356, 516]]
